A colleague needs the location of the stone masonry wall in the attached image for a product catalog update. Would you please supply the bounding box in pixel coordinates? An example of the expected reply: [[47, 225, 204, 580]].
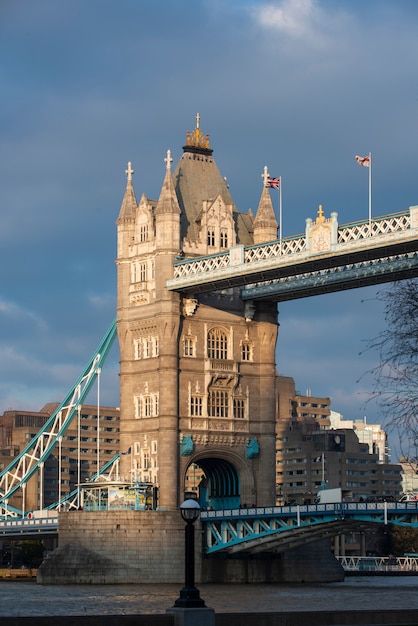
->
[[37, 511, 345, 585], [38, 510, 188, 584]]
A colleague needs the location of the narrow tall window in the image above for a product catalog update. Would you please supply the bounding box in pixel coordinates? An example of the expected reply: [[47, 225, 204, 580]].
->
[[184, 337, 195, 357], [233, 398, 245, 419], [220, 229, 228, 248], [207, 229, 215, 246], [241, 341, 252, 361], [139, 224, 148, 242]]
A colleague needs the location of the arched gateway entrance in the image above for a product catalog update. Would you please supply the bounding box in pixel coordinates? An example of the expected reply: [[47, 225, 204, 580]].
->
[[184, 454, 255, 511]]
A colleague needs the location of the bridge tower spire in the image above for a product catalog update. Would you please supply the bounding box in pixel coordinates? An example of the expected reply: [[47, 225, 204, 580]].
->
[[116, 117, 278, 511]]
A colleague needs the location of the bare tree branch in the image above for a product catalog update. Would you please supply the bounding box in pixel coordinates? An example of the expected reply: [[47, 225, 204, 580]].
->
[[362, 278, 418, 461]]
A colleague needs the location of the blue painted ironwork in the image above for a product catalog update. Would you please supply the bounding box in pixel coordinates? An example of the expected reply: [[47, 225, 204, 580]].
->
[[201, 502, 418, 554], [0, 320, 117, 517], [242, 250, 418, 301]]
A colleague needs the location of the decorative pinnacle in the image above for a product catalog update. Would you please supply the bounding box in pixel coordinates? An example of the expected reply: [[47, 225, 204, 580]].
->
[[164, 149, 173, 170], [125, 162, 134, 182], [261, 165, 270, 186], [185, 114, 211, 150], [316, 204, 325, 223]]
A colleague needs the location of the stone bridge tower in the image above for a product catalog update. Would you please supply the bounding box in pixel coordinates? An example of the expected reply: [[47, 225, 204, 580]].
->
[[116, 116, 278, 511]]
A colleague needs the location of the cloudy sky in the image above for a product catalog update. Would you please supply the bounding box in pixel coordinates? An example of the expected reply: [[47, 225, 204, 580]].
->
[[1, 0, 417, 461]]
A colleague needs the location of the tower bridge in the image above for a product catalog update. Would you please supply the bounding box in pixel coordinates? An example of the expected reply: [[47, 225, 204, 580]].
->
[[2, 116, 417, 583]]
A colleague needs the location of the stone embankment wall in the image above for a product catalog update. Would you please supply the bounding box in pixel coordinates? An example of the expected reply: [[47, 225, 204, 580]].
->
[[1, 611, 418, 626], [38, 510, 185, 584], [37, 510, 344, 584]]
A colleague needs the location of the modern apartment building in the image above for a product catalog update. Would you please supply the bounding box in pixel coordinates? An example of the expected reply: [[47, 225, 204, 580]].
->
[[276, 375, 402, 505], [0, 404, 120, 511]]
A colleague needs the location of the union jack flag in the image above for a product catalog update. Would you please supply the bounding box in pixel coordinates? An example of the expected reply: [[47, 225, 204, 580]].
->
[[266, 176, 280, 189], [355, 155, 370, 167]]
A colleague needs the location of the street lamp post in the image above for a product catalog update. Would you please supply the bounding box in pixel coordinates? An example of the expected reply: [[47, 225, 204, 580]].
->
[[174, 499, 206, 608]]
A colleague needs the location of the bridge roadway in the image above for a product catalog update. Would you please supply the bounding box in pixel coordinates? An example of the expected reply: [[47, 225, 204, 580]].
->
[[2, 502, 417, 553], [167, 206, 418, 301]]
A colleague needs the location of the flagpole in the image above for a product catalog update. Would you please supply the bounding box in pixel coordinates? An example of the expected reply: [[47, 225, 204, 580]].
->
[[368, 151, 372, 230], [279, 176, 282, 253]]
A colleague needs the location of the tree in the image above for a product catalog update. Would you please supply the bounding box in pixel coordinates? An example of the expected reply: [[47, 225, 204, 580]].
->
[[363, 278, 418, 461]]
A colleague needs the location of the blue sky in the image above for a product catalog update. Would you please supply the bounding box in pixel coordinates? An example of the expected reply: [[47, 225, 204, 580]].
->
[[1, 0, 417, 461]]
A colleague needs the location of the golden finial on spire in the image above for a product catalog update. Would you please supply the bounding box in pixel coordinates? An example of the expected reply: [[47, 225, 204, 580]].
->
[[185, 113, 211, 150]]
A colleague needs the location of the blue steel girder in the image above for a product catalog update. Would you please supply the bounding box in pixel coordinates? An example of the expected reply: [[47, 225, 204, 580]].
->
[[0, 319, 117, 517], [242, 250, 418, 302], [201, 502, 418, 554]]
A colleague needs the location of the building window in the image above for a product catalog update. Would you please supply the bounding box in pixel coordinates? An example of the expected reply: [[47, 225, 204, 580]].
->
[[134, 336, 159, 359], [183, 337, 196, 357], [220, 229, 228, 248], [207, 328, 228, 360], [208, 389, 229, 418], [233, 398, 245, 419], [241, 341, 252, 361], [135, 393, 159, 418], [190, 396, 203, 417], [139, 224, 148, 242], [207, 228, 215, 247]]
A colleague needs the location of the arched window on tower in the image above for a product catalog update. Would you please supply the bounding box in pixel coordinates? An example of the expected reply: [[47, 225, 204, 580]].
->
[[220, 228, 228, 248], [207, 328, 228, 360]]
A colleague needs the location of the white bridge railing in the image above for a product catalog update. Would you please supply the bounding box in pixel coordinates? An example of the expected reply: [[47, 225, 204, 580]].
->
[[169, 207, 418, 286], [337, 555, 418, 572]]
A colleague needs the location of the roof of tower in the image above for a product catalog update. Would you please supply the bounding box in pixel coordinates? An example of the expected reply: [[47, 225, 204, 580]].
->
[[173, 115, 253, 245], [117, 161, 138, 222]]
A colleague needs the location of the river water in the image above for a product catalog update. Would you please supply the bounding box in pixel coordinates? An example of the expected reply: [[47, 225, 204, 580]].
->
[[0, 576, 417, 616]]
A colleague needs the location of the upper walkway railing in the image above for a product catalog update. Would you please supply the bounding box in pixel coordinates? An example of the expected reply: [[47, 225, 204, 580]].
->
[[167, 207, 418, 300], [337, 555, 418, 573]]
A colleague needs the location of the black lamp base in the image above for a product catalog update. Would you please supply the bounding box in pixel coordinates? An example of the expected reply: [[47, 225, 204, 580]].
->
[[174, 586, 206, 608]]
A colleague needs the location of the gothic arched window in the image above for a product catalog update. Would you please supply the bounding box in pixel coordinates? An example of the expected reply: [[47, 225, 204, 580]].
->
[[207, 328, 228, 360]]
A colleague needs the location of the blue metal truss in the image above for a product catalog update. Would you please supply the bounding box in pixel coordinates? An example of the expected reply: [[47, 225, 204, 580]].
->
[[242, 251, 418, 302], [201, 502, 418, 554], [0, 320, 117, 517]]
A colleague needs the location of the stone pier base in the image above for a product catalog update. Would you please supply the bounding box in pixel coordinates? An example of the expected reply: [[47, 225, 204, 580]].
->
[[37, 511, 344, 584]]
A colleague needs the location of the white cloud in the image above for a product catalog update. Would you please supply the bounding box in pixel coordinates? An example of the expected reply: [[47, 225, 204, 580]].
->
[[253, 0, 352, 51], [257, 0, 317, 38], [0, 298, 47, 331]]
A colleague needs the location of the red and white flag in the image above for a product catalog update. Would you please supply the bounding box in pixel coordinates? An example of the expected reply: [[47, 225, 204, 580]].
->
[[355, 154, 370, 167], [266, 176, 280, 189]]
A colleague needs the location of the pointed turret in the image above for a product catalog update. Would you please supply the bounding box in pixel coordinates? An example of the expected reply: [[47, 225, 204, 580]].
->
[[116, 162, 138, 260], [117, 161, 138, 222], [253, 166, 279, 244], [155, 149, 181, 250]]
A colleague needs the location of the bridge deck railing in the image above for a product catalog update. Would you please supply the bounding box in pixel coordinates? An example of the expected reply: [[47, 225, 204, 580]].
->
[[170, 208, 417, 282]]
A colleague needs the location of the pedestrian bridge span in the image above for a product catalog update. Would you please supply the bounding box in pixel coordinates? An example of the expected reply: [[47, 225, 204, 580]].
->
[[201, 501, 418, 554], [167, 206, 418, 301]]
